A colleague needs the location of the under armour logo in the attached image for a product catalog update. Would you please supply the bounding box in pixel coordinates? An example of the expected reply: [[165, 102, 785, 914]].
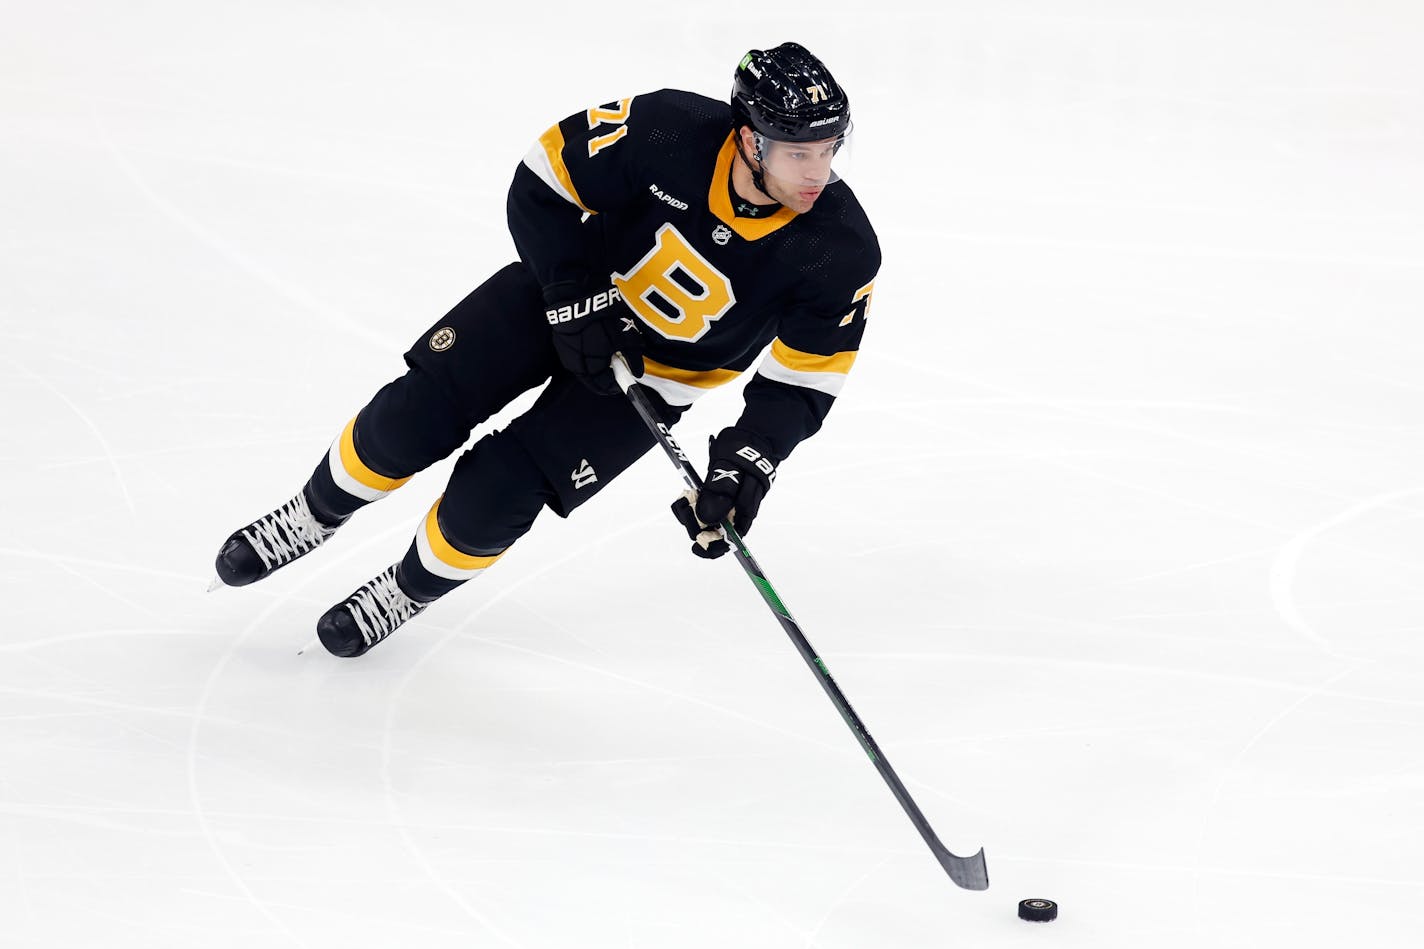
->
[[572, 458, 598, 489], [710, 468, 741, 484], [620, 317, 637, 333]]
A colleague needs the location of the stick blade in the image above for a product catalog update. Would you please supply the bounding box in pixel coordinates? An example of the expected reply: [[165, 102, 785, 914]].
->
[[938, 846, 989, 891]]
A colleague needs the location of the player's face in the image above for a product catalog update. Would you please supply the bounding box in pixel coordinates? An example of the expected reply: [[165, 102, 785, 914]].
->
[[757, 135, 843, 213]]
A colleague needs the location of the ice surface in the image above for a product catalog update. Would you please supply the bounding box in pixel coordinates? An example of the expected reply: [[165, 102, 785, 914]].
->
[[3, 2, 1422, 946]]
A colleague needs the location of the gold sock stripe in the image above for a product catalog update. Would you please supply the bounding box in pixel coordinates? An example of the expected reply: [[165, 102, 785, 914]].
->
[[423, 499, 504, 572], [338, 417, 412, 493]]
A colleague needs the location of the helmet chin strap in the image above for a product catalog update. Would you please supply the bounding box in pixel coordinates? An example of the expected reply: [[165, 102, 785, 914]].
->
[[735, 131, 778, 201]]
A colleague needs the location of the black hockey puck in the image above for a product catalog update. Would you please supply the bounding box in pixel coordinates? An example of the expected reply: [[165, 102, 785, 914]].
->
[[1018, 898, 1058, 922]]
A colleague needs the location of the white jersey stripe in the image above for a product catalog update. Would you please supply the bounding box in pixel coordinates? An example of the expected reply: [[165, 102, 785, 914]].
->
[[754, 355, 849, 397], [632, 371, 711, 406], [522, 139, 587, 211]]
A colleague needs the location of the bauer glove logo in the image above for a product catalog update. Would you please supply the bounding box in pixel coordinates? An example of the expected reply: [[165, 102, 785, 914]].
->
[[734, 446, 777, 481], [545, 288, 623, 325]]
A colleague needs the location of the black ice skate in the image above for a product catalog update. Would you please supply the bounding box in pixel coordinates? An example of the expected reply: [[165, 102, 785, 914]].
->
[[214, 489, 345, 587], [317, 565, 428, 658]]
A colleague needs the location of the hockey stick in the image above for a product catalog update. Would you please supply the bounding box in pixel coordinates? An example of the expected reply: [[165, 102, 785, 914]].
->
[[610, 355, 989, 891]]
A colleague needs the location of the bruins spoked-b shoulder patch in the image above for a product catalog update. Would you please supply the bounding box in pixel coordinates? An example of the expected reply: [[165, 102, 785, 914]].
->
[[428, 327, 456, 352]]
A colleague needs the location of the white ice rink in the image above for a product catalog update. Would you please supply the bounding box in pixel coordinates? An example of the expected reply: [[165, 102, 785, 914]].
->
[[4, 1, 1422, 946]]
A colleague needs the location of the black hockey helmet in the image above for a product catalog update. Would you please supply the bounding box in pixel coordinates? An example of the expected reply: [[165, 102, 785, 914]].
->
[[730, 42, 851, 144]]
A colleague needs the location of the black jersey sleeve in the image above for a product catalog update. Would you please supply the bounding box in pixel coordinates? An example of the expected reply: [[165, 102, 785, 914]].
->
[[506, 94, 649, 303], [734, 234, 881, 462]]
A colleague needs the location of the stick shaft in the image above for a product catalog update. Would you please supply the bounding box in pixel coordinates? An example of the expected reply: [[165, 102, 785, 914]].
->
[[611, 356, 988, 890]]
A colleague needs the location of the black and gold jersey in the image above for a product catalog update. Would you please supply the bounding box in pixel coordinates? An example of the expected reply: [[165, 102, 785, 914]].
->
[[506, 89, 880, 462]]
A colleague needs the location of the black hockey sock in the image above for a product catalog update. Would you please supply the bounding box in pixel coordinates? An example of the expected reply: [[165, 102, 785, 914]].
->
[[304, 456, 367, 525], [393, 494, 517, 603]]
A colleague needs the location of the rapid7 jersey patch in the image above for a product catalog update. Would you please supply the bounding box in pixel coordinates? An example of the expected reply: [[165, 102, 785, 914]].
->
[[612, 223, 735, 342]]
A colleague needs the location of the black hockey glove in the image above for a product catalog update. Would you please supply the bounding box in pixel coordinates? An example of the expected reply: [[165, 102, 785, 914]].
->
[[546, 287, 644, 395], [670, 427, 778, 559]]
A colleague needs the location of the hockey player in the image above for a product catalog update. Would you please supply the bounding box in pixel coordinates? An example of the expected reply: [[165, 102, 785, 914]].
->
[[213, 42, 880, 658]]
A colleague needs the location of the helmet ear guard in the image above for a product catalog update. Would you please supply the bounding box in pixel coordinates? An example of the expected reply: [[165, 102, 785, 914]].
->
[[732, 125, 775, 200]]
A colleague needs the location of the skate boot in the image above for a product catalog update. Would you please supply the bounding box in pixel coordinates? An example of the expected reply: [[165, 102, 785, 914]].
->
[[215, 488, 346, 587], [317, 564, 429, 658]]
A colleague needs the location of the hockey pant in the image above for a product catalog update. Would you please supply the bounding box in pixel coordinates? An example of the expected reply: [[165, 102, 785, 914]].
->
[[302, 262, 681, 602]]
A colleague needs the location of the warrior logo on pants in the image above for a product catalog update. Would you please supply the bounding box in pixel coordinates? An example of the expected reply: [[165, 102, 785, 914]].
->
[[571, 458, 598, 489]]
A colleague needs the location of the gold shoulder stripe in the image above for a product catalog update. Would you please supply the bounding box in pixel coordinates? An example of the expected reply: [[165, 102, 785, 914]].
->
[[538, 124, 594, 215], [707, 134, 797, 241], [770, 339, 857, 375]]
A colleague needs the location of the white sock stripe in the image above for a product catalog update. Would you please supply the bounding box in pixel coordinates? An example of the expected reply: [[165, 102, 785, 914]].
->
[[415, 520, 490, 582], [326, 437, 390, 503]]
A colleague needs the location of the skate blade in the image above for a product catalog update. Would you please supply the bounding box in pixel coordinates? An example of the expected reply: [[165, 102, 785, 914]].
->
[[297, 637, 320, 656], [206, 575, 223, 593]]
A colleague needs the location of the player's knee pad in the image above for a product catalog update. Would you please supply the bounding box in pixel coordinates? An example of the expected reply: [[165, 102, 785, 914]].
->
[[310, 370, 463, 518], [436, 431, 554, 554], [352, 368, 471, 478]]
